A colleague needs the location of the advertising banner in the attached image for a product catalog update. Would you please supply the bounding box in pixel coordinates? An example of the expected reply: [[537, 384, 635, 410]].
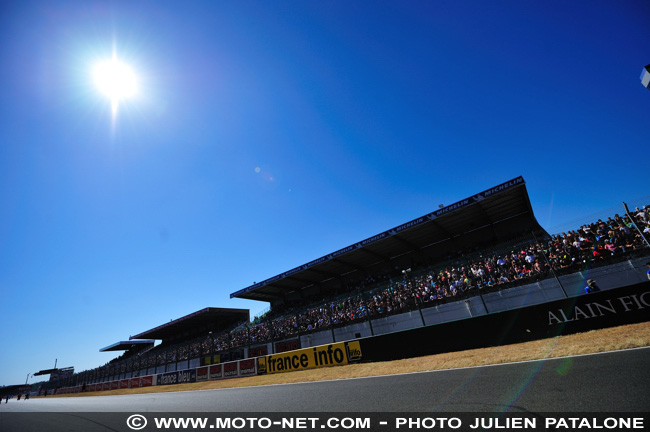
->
[[103, 382, 110, 391], [177, 369, 196, 384], [119, 379, 129, 389], [239, 359, 256, 376], [259, 342, 349, 375], [196, 367, 208, 382], [209, 364, 222, 380], [110, 381, 118, 390], [157, 369, 197, 386], [223, 361, 238, 378], [347, 341, 362, 362], [129, 377, 141, 388], [141, 376, 154, 387]]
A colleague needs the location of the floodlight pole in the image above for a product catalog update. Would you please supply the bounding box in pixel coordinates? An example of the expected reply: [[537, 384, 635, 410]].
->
[[25, 373, 30, 385]]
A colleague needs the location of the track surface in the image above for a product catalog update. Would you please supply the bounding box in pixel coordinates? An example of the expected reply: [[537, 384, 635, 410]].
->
[[3, 347, 649, 413]]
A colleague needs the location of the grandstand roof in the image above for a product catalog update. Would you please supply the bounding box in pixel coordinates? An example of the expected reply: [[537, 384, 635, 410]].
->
[[99, 340, 155, 352], [231, 176, 546, 303], [129, 307, 250, 341], [34, 367, 73, 377]]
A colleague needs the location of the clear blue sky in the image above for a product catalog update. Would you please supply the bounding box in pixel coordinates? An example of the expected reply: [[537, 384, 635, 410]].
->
[[1, 1, 649, 386]]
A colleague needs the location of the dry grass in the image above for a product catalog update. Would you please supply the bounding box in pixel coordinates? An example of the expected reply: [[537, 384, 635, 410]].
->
[[50, 321, 650, 398]]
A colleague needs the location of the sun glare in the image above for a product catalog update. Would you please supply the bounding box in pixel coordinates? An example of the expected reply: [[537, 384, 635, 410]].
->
[[93, 56, 138, 116]]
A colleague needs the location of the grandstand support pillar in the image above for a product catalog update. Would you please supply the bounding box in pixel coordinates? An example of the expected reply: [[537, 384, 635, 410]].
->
[[531, 231, 568, 298], [367, 315, 375, 336], [623, 202, 650, 248]]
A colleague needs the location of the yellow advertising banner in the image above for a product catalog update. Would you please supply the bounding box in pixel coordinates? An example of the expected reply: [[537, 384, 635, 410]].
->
[[347, 340, 362, 361], [259, 342, 349, 375]]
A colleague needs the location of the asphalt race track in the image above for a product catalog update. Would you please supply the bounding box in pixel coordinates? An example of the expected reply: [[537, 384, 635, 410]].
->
[[4, 347, 650, 412], [2, 348, 648, 431], [3, 347, 649, 414]]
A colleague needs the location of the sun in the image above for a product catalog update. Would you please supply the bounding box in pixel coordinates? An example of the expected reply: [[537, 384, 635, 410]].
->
[[93, 56, 138, 116]]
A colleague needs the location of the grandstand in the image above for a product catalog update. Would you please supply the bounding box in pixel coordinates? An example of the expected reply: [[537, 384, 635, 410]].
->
[[32, 176, 650, 393], [230, 176, 544, 306]]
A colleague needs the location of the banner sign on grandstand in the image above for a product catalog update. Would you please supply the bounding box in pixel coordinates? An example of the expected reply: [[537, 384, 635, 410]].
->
[[141, 376, 154, 387], [129, 377, 141, 388], [239, 359, 257, 376], [157, 369, 197, 386], [223, 361, 239, 378], [347, 341, 362, 362], [209, 364, 222, 379], [232, 176, 525, 297], [258, 342, 351, 375], [196, 367, 208, 382]]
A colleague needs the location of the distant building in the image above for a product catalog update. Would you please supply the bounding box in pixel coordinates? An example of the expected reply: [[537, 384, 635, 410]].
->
[[641, 64, 650, 91]]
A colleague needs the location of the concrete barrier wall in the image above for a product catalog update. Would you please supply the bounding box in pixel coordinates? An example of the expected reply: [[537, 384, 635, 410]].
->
[[302, 329, 334, 347], [558, 258, 647, 297], [483, 282, 565, 313], [371, 310, 423, 335], [422, 297, 488, 325], [483, 257, 649, 313], [333, 321, 373, 341]]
